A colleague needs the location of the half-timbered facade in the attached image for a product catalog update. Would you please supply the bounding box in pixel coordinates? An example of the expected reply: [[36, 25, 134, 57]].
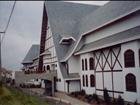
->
[[39, 1, 140, 103]]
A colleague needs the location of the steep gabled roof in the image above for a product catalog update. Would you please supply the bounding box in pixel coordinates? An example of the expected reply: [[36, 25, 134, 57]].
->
[[75, 26, 140, 55], [45, 1, 99, 61], [45, 1, 140, 79], [61, 1, 140, 62], [22, 45, 40, 64], [79, 1, 140, 35]]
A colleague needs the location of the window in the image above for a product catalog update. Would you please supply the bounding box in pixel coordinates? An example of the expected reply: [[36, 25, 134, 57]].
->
[[90, 75, 95, 87], [47, 65, 50, 70], [124, 49, 135, 67], [82, 59, 84, 70], [89, 57, 94, 70], [85, 59, 88, 70], [82, 75, 85, 87], [125, 73, 136, 92], [86, 75, 88, 87]]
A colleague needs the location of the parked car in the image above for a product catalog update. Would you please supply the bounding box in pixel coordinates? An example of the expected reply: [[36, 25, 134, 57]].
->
[[20, 79, 41, 88]]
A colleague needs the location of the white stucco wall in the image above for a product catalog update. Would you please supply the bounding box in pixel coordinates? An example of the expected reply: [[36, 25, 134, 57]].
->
[[68, 55, 80, 74], [121, 40, 140, 103], [80, 53, 96, 95], [55, 62, 65, 92]]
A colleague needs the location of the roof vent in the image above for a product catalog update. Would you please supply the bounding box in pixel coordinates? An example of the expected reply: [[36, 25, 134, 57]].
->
[[59, 36, 75, 45]]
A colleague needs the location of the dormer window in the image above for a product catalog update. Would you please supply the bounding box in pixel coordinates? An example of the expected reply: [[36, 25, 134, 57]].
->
[[59, 36, 75, 45]]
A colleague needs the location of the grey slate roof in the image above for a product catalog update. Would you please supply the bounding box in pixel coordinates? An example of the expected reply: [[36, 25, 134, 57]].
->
[[79, 1, 140, 35], [59, 1, 140, 62], [45, 1, 99, 79], [45, 1, 140, 79], [45, 1, 99, 61], [22, 45, 40, 64], [75, 26, 140, 55]]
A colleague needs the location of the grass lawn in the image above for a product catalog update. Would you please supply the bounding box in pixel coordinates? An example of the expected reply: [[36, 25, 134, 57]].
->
[[0, 86, 49, 105]]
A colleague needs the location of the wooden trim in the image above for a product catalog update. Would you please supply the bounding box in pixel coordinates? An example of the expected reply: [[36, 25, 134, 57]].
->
[[112, 47, 122, 69], [43, 61, 57, 64], [95, 70, 122, 73], [101, 50, 104, 89], [93, 52, 97, 94], [94, 51, 102, 70], [45, 45, 54, 51], [38, 4, 48, 71], [110, 48, 114, 98], [102, 48, 112, 69], [96, 89, 123, 94], [45, 36, 52, 41], [43, 56, 57, 60]]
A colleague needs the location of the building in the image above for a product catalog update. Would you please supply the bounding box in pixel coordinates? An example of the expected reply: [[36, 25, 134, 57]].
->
[[22, 44, 40, 73], [20, 44, 56, 95], [38, 1, 140, 103]]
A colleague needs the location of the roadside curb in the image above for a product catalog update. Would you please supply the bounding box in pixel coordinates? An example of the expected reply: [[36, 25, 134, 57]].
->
[[46, 96, 71, 104]]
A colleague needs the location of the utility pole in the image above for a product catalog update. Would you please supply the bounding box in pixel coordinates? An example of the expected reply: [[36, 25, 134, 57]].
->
[[0, 32, 5, 81]]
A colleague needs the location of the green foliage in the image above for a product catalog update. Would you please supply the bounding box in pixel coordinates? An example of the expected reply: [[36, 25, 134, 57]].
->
[[80, 89, 86, 95], [0, 86, 4, 95], [0, 81, 3, 87], [92, 93, 99, 101], [70, 89, 86, 97], [0, 86, 49, 105]]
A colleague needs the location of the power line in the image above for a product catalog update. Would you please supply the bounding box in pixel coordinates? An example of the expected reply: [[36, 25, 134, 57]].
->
[[1, 1, 16, 44]]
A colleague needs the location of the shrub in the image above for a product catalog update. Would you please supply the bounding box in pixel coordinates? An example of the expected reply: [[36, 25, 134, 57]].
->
[[92, 93, 98, 101], [103, 88, 110, 103], [0, 81, 2, 87], [1, 95, 13, 102], [85, 95, 93, 103], [80, 89, 86, 95], [0, 87, 3, 95], [127, 103, 130, 105], [117, 95, 124, 105]]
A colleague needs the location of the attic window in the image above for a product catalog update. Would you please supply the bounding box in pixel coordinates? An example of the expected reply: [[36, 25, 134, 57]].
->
[[59, 36, 75, 45], [62, 39, 72, 44]]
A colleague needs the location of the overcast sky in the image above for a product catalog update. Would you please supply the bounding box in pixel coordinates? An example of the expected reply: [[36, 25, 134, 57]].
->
[[0, 1, 108, 71]]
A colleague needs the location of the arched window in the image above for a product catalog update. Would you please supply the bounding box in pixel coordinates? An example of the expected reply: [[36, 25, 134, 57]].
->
[[90, 75, 95, 87], [89, 57, 94, 70], [85, 59, 88, 70], [124, 49, 135, 67], [86, 75, 88, 87], [82, 75, 85, 87], [125, 73, 136, 92], [47, 65, 50, 71], [82, 59, 84, 70]]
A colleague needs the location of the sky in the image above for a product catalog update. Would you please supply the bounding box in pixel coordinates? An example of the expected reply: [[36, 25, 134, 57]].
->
[[0, 1, 108, 71]]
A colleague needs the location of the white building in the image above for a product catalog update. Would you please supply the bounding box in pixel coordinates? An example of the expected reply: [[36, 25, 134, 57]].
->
[[22, 44, 40, 73], [38, 1, 140, 103]]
